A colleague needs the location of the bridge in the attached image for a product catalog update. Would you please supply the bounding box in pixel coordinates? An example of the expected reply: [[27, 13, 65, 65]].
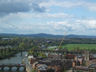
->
[[0, 48, 83, 55], [0, 64, 26, 71], [33, 49, 83, 54]]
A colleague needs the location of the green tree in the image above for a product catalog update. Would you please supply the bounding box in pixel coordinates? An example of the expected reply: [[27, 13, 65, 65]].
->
[[38, 52, 47, 58], [32, 69, 37, 72], [19, 42, 26, 50]]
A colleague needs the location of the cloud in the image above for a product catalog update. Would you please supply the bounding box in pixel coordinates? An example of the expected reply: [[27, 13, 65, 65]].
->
[[46, 21, 76, 34], [84, 3, 96, 11], [76, 19, 96, 29], [0, 2, 30, 13], [40, 0, 96, 11], [40, 0, 82, 8], [0, 0, 47, 17], [0, 11, 96, 35], [46, 18, 96, 35], [0, 1, 96, 35], [17, 12, 73, 19], [1, 0, 96, 17]]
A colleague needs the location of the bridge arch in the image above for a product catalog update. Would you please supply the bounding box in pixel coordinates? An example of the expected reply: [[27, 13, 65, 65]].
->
[[0, 64, 26, 71]]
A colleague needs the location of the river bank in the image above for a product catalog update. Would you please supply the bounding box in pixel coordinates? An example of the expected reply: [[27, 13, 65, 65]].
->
[[0, 52, 28, 64]]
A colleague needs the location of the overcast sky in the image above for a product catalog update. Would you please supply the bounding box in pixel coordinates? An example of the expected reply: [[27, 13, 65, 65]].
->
[[0, 0, 96, 35]]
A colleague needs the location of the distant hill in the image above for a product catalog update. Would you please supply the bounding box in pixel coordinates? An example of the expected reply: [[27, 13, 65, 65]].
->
[[66, 34, 96, 38], [0, 33, 96, 38]]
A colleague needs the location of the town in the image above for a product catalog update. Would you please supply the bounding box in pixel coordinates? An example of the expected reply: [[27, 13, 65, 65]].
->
[[24, 49, 96, 72], [0, 36, 96, 72]]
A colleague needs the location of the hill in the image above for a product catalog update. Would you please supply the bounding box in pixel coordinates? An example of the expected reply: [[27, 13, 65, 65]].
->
[[0, 33, 96, 38]]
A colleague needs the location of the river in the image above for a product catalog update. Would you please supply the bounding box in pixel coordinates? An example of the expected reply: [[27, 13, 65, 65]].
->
[[0, 52, 28, 72]]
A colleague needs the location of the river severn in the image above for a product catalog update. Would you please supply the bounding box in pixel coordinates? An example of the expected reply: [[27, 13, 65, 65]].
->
[[0, 52, 28, 72]]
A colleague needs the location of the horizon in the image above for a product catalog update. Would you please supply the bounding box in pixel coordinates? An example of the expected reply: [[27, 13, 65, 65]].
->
[[1, 33, 96, 36], [0, 0, 96, 35]]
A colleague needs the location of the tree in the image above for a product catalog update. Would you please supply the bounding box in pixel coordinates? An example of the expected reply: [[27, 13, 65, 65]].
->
[[19, 42, 26, 50], [38, 52, 47, 58], [32, 69, 37, 72]]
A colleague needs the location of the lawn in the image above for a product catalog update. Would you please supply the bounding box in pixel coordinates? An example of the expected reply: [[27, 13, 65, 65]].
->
[[61, 44, 96, 51], [48, 44, 96, 51]]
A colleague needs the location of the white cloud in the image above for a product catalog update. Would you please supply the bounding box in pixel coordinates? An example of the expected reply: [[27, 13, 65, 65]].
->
[[46, 18, 96, 35], [0, 2, 96, 35], [16, 12, 73, 19], [0, 12, 96, 35], [40, 0, 96, 11], [84, 3, 96, 11], [76, 19, 96, 29]]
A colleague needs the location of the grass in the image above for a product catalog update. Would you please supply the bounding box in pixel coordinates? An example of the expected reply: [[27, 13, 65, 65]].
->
[[48, 44, 96, 51], [61, 44, 96, 51]]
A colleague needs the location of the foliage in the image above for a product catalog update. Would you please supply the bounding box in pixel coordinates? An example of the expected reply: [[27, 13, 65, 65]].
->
[[1, 36, 96, 59], [38, 52, 47, 58], [32, 69, 37, 72], [19, 42, 26, 49]]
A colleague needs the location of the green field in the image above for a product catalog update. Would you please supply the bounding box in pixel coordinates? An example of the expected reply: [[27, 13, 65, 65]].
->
[[49, 44, 96, 51], [61, 44, 96, 51]]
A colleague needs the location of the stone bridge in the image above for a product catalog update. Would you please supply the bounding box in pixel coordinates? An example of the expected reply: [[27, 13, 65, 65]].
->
[[33, 49, 82, 54], [0, 64, 26, 71], [0, 48, 83, 55]]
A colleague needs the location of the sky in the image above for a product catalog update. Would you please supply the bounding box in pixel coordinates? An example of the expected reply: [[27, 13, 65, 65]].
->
[[0, 0, 96, 35]]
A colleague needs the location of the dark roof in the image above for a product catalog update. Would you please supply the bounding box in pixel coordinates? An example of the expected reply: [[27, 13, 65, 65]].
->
[[74, 66, 88, 71]]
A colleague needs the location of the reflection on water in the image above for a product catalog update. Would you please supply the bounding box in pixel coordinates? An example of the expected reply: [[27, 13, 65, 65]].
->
[[0, 71, 26, 72], [0, 68, 26, 72], [0, 52, 28, 72], [0, 52, 28, 64]]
